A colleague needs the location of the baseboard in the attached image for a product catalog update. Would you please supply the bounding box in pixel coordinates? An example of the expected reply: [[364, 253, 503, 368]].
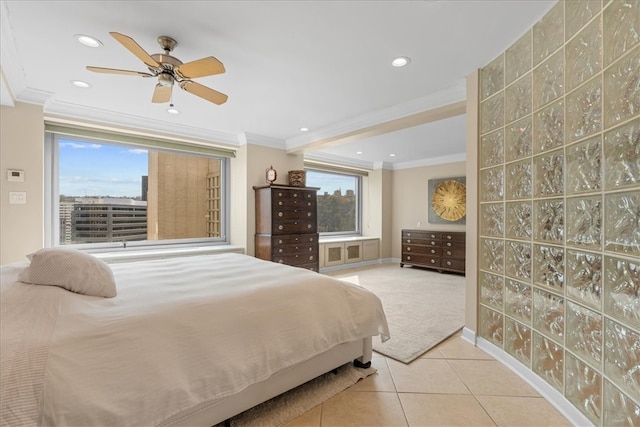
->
[[475, 336, 594, 427], [461, 327, 476, 345], [319, 258, 395, 273]]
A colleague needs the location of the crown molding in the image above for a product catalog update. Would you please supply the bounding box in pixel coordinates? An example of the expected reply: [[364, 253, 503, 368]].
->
[[303, 151, 375, 171], [242, 132, 286, 149], [44, 100, 241, 146], [285, 81, 466, 152], [0, 0, 26, 100], [392, 152, 466, 170]]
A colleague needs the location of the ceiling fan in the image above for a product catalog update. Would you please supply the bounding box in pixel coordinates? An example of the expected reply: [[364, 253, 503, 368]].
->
[[87, 32, 228, 105]]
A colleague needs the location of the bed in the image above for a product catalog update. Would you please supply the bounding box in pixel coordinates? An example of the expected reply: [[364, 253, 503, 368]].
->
[[0, 251, 389, 426]]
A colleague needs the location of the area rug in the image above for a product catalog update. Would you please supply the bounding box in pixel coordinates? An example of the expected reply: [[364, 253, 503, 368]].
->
[[218, 363, 376, 426], [327, 263, 465, 364]]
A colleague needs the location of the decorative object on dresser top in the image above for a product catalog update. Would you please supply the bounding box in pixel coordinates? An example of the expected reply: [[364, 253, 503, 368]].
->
[[401, 229, 466, 274], [254, 184, 320, 271]]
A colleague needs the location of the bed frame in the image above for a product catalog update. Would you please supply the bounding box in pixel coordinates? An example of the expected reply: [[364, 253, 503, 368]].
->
[[166, 337, 373, 426]]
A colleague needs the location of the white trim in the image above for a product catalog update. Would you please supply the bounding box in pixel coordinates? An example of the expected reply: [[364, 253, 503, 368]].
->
[[461, 327, 476, 345], [305, 151, 375, 171], [392, 152, 467, 170], [242, 132, 286, 149], [475, 336, 594, 427], [285, 82, 466, 150]]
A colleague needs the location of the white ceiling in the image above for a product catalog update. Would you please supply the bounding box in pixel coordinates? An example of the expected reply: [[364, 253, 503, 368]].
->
[[1, 0, 555, 169]]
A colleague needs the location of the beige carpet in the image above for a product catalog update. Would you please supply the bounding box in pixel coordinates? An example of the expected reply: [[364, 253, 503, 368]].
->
[[327, 263, 466, 363], [218, 363, 376, 426]]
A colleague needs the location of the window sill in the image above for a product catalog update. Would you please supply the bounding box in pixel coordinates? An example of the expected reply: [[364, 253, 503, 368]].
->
[[319, 236, 378, 244], [92, 245, 245, 263]]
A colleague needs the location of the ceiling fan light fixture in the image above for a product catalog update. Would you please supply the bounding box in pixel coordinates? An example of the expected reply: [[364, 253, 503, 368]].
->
[[71, 80, 91, 88], [167, 107, 180, 115], [391, 56, 411, 67], [74, 34, 103, 48]]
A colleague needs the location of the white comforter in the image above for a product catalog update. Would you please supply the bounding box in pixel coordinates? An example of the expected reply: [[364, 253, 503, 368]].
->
[[0, 253, 389, 426]]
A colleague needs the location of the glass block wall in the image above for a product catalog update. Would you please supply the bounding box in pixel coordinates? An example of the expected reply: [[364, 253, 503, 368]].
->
[[477, 1, 639, 425]]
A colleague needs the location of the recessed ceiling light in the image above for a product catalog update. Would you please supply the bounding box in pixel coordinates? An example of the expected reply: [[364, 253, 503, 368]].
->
[[356, 151, 363, 155], [71, 80, 91, 88], [299, 127, 309, 132], [74, 34, 103, 48], [389, 153, 396, 157], [167, 108, 180, 115], [391, 57, 411, 67]]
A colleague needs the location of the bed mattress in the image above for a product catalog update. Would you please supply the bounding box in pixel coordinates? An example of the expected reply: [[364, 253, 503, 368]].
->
[[0, 253, 389, 426]]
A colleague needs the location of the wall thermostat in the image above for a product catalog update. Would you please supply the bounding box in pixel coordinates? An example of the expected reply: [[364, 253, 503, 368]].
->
[[7, 169, 24, 182]]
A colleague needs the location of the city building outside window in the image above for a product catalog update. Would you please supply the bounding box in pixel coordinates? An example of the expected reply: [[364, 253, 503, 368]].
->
[[305, 168, 361, 235], [46, 130, 230, 249]]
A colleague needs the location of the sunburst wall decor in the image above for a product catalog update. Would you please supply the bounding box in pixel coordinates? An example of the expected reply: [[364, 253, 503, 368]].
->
[[428, 176, 467, 224]]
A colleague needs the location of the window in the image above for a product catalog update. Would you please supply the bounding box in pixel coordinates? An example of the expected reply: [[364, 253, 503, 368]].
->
[[305, 168, 362, 235], [46, 129, 231, 249]]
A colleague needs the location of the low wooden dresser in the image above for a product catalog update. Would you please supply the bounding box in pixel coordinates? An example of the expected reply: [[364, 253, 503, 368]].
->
[[400, 229, 465, 274], [254, 184, 319, 272]]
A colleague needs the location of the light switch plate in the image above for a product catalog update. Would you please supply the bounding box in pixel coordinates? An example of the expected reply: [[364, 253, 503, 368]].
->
[[9, 191, 26, 204]]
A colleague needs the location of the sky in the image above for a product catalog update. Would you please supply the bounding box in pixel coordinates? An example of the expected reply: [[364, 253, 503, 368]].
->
[[59, 138, 356, 198], [59, 139, 147, 198]]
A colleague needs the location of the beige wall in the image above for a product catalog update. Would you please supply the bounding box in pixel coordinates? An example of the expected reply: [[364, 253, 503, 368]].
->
[[0, 102, 44, 264], [390, 161, 466, 259], [244, 144, 304, 256]]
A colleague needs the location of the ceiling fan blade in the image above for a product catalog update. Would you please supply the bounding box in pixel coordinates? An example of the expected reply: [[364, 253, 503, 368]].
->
[[86, 66, 154, 77], [175, 57, 225, 79], [152, 84, 172, 103], [179, 80, 228, 105], [110, 32, 160, 69]]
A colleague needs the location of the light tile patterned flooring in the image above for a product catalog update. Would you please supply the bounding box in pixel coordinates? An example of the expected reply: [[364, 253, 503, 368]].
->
[[284, 332, 572, 427]]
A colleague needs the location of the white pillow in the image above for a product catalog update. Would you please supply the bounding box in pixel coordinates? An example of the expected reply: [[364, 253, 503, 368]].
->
[[18, 248, 117, 298]]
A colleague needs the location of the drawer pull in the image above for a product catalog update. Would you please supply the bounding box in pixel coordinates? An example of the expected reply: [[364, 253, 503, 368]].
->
[[278, 249, 283, 253], [278, 201, 283, 206], [407, 247, 411, 251], [407, 233, 411, 237], [407, 256, 411, 260], [447, 251, 452, 256], [430, 259, 435, 264], [407, 239, 412, 243], [309, 255, 314, 260], [307, 212, 312, 217], [431, 249, 436, 254], [278, 212, 283, 217], [278, 240, 283, 244], [307, 224, 312, 229], [430, 234, 435, 238], [278, 260, 283, 263], [431, 241, 436, 245], [307, 202, 312, 206], [278, 225, 284, 230], [447, 242, 452, 247], [447, 261, 452, 265], [447, 235, 452, 240], [308, 247, 312, 251], [278, 192, 283, 197], [294, 194, 298, 198]]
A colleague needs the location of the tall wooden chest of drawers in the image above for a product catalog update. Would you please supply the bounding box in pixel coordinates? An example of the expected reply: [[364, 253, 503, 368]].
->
[[400, 229, 465, 274], [254, 184, 319, 272]]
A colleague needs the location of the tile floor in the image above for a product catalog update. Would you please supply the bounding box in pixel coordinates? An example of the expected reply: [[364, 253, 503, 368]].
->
[[283, 331, 572, 427]]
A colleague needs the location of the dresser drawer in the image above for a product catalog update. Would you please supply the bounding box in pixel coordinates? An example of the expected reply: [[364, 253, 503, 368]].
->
[[273, 234, 318, 245], [442, 247, 465, 259], [273, 220, 317, 234], [273, 252, 317, 265], [273, 242, 317, 256], [274, 197, 316, 209], [441, 258, 465, 271], [441, 240, 464, 250], [442, 232, 465, 242], [402, 253, 440, 267], [403, 245, 441, 256], [403, 230, 440, 240], [274, 209, 316, 220]]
